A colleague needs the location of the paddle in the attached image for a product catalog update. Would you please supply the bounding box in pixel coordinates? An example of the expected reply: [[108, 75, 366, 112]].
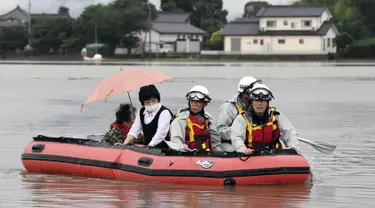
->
[[298, 137, 336, 154]]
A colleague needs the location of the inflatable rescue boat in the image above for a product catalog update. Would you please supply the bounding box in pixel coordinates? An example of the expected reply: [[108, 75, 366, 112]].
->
[[21, 135, 311, 186]]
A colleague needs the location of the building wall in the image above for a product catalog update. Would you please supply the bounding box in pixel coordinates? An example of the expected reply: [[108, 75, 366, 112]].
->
[[259, 10, 331, 32], [322, 28, 337, 53], [224, 35, 335, 54], [138, 30, 203, 53]]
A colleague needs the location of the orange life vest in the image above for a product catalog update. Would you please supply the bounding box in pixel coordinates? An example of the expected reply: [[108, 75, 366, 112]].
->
[[185, 114, 211, 151], [241, 107, 282, 151]]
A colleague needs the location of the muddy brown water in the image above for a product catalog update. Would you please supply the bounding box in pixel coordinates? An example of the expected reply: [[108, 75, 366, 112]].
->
[[0, 63, 374, 207]]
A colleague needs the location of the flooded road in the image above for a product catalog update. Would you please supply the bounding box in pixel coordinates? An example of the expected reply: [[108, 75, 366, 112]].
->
[[0, 63, 374, 207]]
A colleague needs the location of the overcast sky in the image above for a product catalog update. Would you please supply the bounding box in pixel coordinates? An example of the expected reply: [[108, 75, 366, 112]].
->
[[0, 0, 294, 21]]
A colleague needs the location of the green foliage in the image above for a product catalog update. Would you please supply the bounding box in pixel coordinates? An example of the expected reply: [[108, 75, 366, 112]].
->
[[161, 0, 228, 36], [243, 1, 269, 17], [293, 0, 375, 57], [0, 26, 28, 51], [206, 29, 224, 50], [31, 16, 74, 53]]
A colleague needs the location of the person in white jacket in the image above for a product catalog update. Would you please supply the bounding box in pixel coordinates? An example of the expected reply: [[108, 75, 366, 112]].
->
[[216, 76, 263, 152], [230, 83, 300, 155], [166, 85, 222, 152]]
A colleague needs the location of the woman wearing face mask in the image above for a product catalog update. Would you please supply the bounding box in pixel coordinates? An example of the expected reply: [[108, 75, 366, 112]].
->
[[123, 84, 173, 148], [166, 85, 222, 152]]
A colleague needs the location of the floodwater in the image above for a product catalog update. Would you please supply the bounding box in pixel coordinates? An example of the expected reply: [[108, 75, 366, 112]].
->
[[1, 62, 374, 207]]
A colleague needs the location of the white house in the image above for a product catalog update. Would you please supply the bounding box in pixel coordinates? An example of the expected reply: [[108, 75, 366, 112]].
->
[[219, 5, 340, 55], [137, 12, 207, 54]]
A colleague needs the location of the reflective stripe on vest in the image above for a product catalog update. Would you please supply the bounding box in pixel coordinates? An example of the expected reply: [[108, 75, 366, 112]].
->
[[241, 107, 281, 150], [185, 116, 211, 151], [234, 103, 244, 115]]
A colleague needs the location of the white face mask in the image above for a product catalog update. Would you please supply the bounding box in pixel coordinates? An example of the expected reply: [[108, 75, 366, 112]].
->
[[145, 103, 161, 113]]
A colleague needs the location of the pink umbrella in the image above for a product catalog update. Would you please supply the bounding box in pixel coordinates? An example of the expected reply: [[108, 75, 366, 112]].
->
[[81, 69, 172, 111]]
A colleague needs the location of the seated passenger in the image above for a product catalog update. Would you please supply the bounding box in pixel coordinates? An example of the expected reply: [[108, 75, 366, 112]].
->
[[102, 103, 137, 145], [123, 84, 173, 148], [216, 76, 262, 152], [231, 83, 300, 155], [167, 85, 222, 152]]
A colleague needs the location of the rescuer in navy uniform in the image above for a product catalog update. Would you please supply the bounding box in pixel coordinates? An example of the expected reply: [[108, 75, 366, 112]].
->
[[123, 84, 172, 148]]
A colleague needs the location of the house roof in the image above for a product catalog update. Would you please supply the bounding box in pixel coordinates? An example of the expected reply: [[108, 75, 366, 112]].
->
[[256, 5, 328, 17], [220, 22, 260, 36], [152, 22, 206, 35], [0, 5, 28, 21], [0, 5, 71, 22], [232, 17, 259, 23], [220, 21, 339, 36], [32, 12, 71, 19], [154, 12, 191, 23]]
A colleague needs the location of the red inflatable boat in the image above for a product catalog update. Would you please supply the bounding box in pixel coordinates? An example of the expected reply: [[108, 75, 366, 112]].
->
[[21, 135, 311, 186]]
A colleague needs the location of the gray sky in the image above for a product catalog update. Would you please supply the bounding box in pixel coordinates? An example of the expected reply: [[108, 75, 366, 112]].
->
[[0, 0, 293, 21]]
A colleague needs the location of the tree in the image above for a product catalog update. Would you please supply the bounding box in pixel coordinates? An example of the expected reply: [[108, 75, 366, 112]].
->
[[58, 6, 70, 15], [161, 0, 228, 36], [204, 28, 224, 50], [31, 16, 74, 54], [243, 1, 269, 18], [67, 0, 154, 54], [0, 26, 28, 52]]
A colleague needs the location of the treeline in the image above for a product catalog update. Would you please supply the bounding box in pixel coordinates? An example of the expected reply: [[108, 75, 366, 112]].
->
[[0, 0, 374, 58], [0, 0, 228, 55]]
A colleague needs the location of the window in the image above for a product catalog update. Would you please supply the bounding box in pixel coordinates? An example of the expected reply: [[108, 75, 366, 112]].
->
[[284, 20, 288, 26], [291, 22, 296, 28], [253, 39, 258, 44], [260, 39, 264, 45], [302, 20, 311, 27], [266, 20, 276, 27], [327, 38, 331, 47], [332, 38, 336, 47], [278, 39, 285, 44], [160, 44, 164, 48], [299, 39, 304, 44]]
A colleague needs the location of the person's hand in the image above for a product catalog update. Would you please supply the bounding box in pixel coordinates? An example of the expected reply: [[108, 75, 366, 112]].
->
[[123, 136, 135, 145], [243, 148, 254, 155], [290, 147, 302, 155]]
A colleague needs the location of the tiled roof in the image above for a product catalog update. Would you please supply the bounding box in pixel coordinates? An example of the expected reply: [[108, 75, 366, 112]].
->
[[154, 12, 190, 23], [152, 22, 206, 35], [256, 5, 328, 17]]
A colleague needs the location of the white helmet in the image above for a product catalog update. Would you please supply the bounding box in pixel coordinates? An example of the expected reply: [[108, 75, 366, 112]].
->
[[237, 76, 262, 93], [248, 83, 274, 101], [186, 85, 211, 102]]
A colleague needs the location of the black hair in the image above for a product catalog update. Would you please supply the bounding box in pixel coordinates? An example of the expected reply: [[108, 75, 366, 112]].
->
[[115, 103, 136, 124], [138, 84, 161, 105]]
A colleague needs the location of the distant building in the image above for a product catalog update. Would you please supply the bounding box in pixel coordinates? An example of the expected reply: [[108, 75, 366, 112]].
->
[[0, 5, 71, 27], [137, 12, 207, 53], [220, 5, 340, 55]]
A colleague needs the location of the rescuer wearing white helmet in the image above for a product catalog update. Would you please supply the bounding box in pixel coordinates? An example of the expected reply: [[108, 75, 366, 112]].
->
[[230, 83, 300, 155], [216, 76, 262, 152], [166, 85, 222, 152]]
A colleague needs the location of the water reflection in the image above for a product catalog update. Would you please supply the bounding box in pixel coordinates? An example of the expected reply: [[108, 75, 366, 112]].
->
[[21, 172, 312, 208]]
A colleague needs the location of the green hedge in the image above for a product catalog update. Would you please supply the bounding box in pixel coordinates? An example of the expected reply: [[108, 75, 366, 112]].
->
[[342, 38, 375, 58]]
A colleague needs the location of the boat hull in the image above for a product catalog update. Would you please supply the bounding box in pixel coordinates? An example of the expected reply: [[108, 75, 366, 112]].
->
[[21, 135, 311, 186]]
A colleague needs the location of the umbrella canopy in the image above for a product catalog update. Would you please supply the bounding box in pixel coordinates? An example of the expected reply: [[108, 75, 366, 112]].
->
[[81, 69, 172, 111]]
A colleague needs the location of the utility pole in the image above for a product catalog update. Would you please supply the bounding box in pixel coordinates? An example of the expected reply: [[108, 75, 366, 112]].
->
[[27, 0, 32, 50], [94, 22, 98, 54], [148, 3, 151, 61]]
